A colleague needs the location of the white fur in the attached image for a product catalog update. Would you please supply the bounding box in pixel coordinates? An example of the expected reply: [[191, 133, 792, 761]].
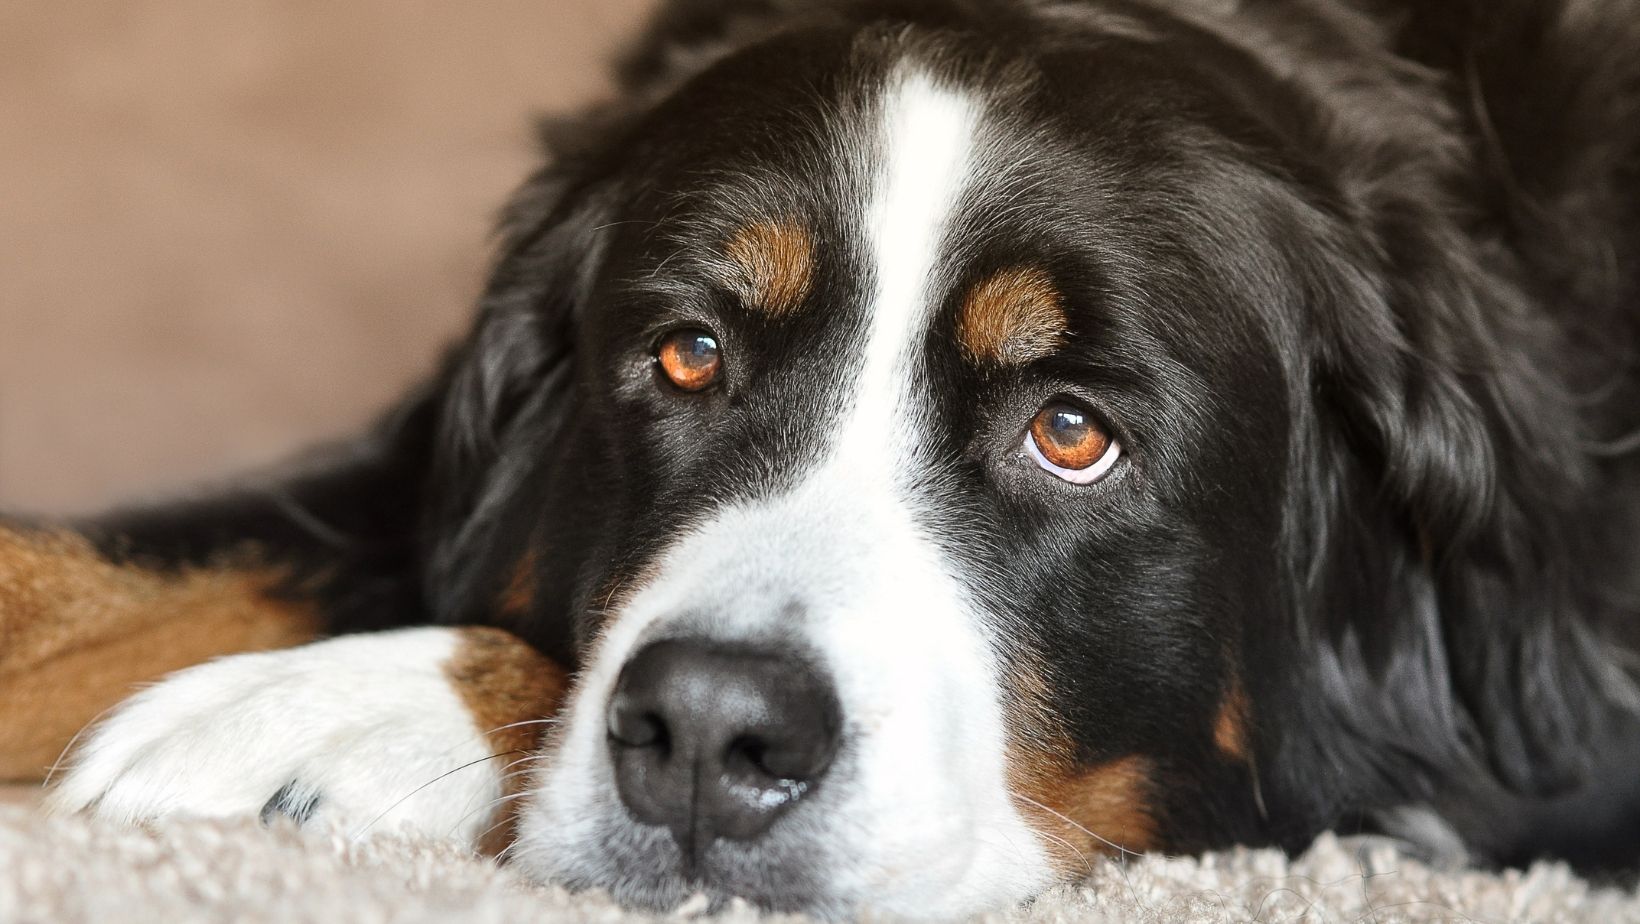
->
[[516, 66, 1054, 917], [48, 628, 506, 845], [844, 65, 977, 466]]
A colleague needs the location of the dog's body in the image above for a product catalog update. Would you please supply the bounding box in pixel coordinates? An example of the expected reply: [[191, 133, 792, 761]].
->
[[3, 0, 1640, 916]]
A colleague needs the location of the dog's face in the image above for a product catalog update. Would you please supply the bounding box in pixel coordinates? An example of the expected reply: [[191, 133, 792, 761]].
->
[[450, 11, 1364, 918]]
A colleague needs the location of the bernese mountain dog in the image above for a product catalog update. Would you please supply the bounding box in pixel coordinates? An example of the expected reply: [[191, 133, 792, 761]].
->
[[2, 0, 1639, 916]]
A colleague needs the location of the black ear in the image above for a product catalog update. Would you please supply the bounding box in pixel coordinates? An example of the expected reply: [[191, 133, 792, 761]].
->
[[419, 139, 620, 625], [1317, 226, 1556, 550], [1293, 211, 1623, 810]]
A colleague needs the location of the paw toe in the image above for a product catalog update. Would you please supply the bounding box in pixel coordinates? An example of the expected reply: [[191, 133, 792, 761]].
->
[[258, 781, 323, 826]]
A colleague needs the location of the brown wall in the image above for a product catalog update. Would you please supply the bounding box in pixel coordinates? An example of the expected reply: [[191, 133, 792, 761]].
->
[[0, 1, 654, 515]]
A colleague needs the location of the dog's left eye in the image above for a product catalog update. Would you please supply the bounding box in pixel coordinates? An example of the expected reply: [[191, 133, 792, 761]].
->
[[1025, 401, 1121, 484], [655, 329, 722, 392]]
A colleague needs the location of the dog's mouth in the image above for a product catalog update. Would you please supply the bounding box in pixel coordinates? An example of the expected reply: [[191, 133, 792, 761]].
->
[[549, 817, 843, 917]]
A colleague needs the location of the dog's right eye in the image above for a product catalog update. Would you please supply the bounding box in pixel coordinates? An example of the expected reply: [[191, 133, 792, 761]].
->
[[1025, 400, 1121, 484], [655, 329, 722, 392]]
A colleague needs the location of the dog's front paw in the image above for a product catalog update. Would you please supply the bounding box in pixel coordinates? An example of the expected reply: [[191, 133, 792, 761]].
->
[[47, 627, 553, 846]]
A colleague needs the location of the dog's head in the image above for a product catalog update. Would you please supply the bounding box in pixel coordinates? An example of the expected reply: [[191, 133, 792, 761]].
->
[[421, 1, 1609, 916]]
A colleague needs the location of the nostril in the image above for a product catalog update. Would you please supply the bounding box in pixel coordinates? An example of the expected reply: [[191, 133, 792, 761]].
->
[[608, 699, 669, 752], [725, 735, 765, 773], [723, 734, 789, 783], [728, 732, 833, 783]]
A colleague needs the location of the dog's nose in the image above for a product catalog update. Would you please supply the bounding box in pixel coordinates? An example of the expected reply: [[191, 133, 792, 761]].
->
[[607, 639, 841, 858]]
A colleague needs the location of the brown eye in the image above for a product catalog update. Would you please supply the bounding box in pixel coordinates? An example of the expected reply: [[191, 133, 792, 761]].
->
[[656, 329, 722, 392], [1025, 401, 1121, 484]]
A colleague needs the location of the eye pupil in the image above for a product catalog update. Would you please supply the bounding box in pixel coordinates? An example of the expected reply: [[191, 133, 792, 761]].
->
[[657, 329, 722, 391], [1049, 408, 1086, 437]]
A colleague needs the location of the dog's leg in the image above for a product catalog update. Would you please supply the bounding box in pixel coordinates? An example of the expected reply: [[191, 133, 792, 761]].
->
[[0, 527, 323, 781], [44, 625, 564, 850], [0, 390, 440, 781]]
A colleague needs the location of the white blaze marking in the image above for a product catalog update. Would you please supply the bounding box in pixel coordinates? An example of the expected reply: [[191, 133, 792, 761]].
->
[[837, 68, 979, 470]]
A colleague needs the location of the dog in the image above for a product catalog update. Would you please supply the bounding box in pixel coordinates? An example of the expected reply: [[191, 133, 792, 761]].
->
[[2, 0, 1639, 916]]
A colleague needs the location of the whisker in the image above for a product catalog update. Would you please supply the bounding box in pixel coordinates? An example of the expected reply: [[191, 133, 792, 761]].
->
[[425, 737, 548, 826], [480, 717, 560, 739], [44, 699, 129, 786], [498, 763, 546, 787], [1012, 792, 1144, 860], [493, 834, 530, 866], [444, 752, 546, 837], [448, 790, 533, 839], [350, 750, 525, 842], [1011, 793, 1153, 914], [496, 754, 543, 776], [464, 793, 538, 850], [598, 569, 637, 614], [1036, 826, 1098, 877]]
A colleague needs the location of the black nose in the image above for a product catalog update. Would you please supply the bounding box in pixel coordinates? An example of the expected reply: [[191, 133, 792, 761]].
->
[[607, 639, 842, 862]]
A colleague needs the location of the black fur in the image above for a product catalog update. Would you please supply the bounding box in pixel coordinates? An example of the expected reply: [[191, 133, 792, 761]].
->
[[57, 0, 1640, 885]]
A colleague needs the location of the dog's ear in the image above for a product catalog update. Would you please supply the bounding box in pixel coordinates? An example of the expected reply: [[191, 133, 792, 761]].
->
[[1291, 212, 1624, 811], [1315, 226, 1567, 552], [420, 129, 622, 625]]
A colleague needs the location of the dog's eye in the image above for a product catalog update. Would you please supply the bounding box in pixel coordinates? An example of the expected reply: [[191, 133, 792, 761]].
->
[[1026, 401, 1121, 484], [656, 329, 722, 392]]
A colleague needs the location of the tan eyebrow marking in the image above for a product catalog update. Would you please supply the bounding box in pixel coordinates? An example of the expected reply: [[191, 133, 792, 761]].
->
[[722, 220, 815, 316], [955, 266, 1069, 367]]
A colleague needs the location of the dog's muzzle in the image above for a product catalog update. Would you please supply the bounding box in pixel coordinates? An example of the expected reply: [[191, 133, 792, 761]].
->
[[606, 639, 843, 868]]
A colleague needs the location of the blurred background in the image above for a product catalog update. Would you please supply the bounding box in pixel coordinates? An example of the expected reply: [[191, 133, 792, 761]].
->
[[0, 0, 654, 514]]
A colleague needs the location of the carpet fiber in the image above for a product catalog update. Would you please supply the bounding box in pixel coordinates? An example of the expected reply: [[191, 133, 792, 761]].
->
[[0, 803, 1631, 922]]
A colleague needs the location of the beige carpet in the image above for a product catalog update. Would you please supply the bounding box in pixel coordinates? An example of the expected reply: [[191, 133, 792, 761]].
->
[[0, 800, 1631, 923]]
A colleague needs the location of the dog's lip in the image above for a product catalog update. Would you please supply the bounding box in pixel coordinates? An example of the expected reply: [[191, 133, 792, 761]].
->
[[534, 808, 843, 916], [578, 862, 832, 918]]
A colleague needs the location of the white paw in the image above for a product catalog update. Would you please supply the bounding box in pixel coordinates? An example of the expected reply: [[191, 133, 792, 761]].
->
[[47, 627, 507, 845]]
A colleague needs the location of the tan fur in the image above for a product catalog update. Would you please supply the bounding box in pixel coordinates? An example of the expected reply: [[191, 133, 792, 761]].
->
[[443, 626, 566, 854], [0, 529, 319, 781], [956, 266, 1068, 367], [496, 548, 539, 618], [722, 220, 815, 316], [1213, 677, 1251, 761], [1012, 743, 1159, 870], [1004, 659, 1158, 869]]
